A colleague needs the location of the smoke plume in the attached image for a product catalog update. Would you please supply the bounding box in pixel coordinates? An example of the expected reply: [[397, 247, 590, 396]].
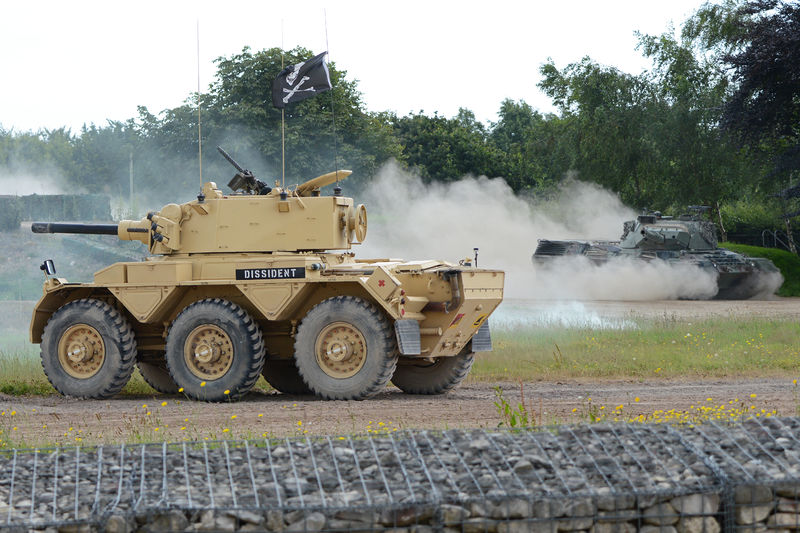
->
[[359, 162, 724, 301]]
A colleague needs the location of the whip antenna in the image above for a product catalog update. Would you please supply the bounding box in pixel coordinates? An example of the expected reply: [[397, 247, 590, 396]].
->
[[197, 19, 203, 186], [280, 21, 286, 189], [324, 10, 341, 188]]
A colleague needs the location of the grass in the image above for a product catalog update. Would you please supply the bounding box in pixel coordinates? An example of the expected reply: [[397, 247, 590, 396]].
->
[[472, 317, 800, 381], [721, 242, 800, 297]]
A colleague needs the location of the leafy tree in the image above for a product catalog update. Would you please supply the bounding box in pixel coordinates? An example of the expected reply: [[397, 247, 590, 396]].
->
[[719, 0, 800, 180]]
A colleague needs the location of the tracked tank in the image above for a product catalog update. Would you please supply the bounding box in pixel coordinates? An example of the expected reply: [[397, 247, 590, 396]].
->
[[533, 208, 780, 299], [29, 147, 504, 402]]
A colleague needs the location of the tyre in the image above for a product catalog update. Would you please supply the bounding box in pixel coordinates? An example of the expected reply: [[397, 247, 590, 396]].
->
[[165, 298, 264, 402], [40, 299, 137, 399], [391, 350, 475, 395], [136, 353, 179, 394], [294, 296, 397, 400], [261, 359, 312, 395]]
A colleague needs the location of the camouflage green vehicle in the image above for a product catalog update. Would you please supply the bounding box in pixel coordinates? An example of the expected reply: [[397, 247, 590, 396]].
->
[[533, 208, 780, 299]]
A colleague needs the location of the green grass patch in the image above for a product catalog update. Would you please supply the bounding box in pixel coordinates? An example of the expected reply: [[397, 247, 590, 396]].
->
[[1, 317, 799, 397], [472, 318, 800, 381], [721, 242, 800, 297]]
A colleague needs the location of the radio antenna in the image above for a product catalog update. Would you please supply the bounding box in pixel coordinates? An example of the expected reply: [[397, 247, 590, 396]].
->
[[324, 9, 340, 187], [197, 19, 203, 186], [280, 20, 286, 189]]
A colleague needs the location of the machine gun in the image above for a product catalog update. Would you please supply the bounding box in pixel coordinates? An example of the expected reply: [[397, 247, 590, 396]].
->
[[217, 146, 271, 195]]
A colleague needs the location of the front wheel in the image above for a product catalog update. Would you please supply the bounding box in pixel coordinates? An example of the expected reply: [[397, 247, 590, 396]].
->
[[165, 298, 264, 402], [40, 299, 137, 399], [391, 350, 475, 395], [294, 296, 397, 400]]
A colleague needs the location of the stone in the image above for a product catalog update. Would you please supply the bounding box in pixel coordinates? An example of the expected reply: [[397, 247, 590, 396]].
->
[[640, 527, 677, 533], [226, 509, 264, 525], [381, 506, 435, 527], [462, 517, 499, 533], [676, 516, 721, 533], [776, 486, 800, 499], [736, 504, 774, 525], [103, 514, 131, 533], [779, 498, 800, 512], [768, 513, 800, 529], [285, 512, 326, 532], [642, 501, 679, 526], [735, 485, 773, 505], [590, 522, 636, 533], [239, 525, 268, 533], [265, 510, 285, 531], [491, 499, 531, 519], [669, 493, 721, 515], [440, 504, 470, 525], [497, 520, 556, 533], [214, 515, 237, 533]]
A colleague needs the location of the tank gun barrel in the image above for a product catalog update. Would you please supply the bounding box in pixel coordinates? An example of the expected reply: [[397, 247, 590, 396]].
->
[[32, 222, 119, 235]]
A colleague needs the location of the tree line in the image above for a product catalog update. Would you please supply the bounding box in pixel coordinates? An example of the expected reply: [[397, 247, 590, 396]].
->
[[0, 0, 797, 239]]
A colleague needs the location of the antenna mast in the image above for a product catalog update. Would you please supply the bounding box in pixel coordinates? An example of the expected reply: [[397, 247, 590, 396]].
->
[[324, 9, 340, 187], [281, 21, 286, 189], [197, 20, 203, 186]]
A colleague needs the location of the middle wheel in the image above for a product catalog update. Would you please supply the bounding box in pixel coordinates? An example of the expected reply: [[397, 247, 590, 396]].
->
[[165, 298, 265, 402], [294, 296, 397, 400]]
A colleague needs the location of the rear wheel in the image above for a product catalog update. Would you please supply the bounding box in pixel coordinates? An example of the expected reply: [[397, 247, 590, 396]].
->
[[165, 298, 264, 402], [294, 296, 397, 400], [40, 299, 137, 399], [391, 350, 475, 395], [261, 359, 312, 395], [136, 353, 179, 394]]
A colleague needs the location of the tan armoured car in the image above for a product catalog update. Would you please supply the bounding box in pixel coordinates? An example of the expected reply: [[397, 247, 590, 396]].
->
[[30, 149, 505, 402]]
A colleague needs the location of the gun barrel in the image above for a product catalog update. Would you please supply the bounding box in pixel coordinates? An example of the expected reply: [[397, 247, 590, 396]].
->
[[217, 146, 246, 173], [31, 222, 119, 235]]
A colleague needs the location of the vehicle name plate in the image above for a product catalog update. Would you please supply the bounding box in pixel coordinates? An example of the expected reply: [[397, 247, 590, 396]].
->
[[235, 267, 306, 280]]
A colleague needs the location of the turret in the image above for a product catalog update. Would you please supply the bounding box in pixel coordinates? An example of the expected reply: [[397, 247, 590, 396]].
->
[[31, 149, 368, 255]]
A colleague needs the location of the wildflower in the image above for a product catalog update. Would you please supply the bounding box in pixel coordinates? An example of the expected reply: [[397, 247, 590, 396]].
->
[[161, 401, 167, 407], [178, 387, 184, 392], [142, 404, 147, 409], [750, 393, 757, 399], [224, 390, 230, 395], [154, 427, 159, 432], [222, 428, 229, 433], [180, 426, 186, 431], [200, 382, 206, 387], [231, 415, 237, 420], [257, 413, 263, 418], [634, 397, 640, 402]]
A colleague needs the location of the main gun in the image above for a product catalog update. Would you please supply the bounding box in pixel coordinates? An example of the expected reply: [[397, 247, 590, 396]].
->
[[217, 146, 271, 195]]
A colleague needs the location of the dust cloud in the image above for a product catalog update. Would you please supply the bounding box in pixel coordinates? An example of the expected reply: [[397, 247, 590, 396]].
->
[[0, 174, 67, 195], [359, 162, 721, 301]]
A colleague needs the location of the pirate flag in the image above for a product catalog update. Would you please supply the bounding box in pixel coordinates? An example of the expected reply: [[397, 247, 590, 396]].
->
[[271, 51, 332, 109]]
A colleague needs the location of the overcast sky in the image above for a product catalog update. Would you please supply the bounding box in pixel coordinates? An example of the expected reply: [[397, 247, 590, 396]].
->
[[1, 0, 705, 133]]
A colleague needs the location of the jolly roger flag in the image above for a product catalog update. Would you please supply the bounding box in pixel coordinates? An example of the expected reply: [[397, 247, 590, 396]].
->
[[271, 51, 332, 109]]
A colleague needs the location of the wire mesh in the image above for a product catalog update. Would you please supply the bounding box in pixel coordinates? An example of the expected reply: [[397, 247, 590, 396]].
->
[[0, 420, 798, 531]]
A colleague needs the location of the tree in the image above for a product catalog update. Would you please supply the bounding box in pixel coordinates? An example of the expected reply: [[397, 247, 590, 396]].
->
[[719, 0, 800, 180]]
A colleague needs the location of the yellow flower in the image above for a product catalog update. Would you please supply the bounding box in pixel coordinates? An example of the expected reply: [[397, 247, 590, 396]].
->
[[222, 428, 229, 433], [224, 390, 230, 395], [200, 382, 206, 387], [750, 393, 757, 399], [142, 404, 147, 409], [161, 401, 167, 407], [180, 426, 186, 431], [178, 387, 184, 392], [297, 420, 303, 426], [634, 397, 640, 402], [257, 413, 263, 418], [231, 415, 237, 420], [154, 427, 159, 432]]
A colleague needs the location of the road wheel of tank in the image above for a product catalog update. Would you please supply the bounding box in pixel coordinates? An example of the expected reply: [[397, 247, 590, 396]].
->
[[391, 349, 475, 395], [261, 359, 312, 395], [136, 353, 179, 394], [166, 298, 264, 402], [294, 296, 397, 400], [40, 299, 137, 399]]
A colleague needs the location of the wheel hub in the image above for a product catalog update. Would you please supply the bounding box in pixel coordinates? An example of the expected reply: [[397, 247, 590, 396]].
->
[[315, 322, 367, 378], [184, 325, 233, 380], [57, 325, 105, 378]]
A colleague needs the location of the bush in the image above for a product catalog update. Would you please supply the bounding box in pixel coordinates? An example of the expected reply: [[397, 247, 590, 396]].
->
[[0, 197, 21, 231], [721, 242, 800, 297]]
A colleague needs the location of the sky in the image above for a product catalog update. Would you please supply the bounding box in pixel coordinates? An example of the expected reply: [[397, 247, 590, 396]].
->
[[0, 0, 706, 134]]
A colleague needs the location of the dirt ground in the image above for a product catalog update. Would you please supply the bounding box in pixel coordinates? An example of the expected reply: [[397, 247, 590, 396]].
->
[[1, 298, 798, 446]]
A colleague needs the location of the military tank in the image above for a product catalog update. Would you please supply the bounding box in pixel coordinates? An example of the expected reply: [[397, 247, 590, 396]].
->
[[533, 208, 780, 299], [30, 148, 504, 402]]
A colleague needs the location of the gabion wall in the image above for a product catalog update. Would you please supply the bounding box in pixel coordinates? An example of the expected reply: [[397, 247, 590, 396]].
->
[[0, 419, 798, 532]]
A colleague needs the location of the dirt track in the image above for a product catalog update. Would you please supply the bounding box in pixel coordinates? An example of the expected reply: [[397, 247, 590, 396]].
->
[[1, 298, 798, 445]]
